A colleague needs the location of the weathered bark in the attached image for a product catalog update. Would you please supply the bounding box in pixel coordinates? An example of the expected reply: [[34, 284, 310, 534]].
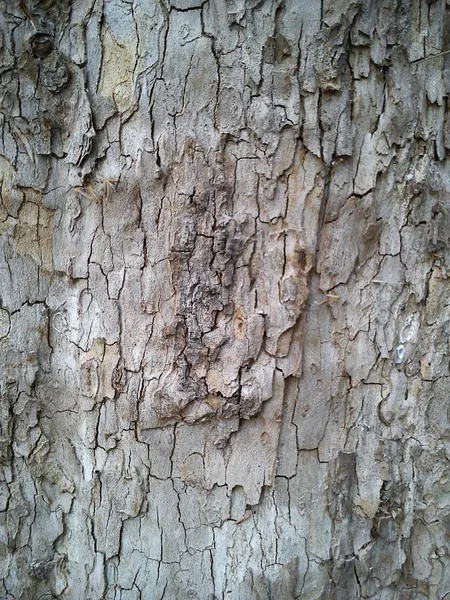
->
[[1, 0, 450, 598]]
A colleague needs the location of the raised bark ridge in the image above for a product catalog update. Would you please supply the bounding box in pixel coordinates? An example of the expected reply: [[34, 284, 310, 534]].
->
[[1, 0, 450, 598]]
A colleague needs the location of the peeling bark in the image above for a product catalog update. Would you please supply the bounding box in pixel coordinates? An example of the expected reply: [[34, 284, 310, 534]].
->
[[1, 0, 450, 598]]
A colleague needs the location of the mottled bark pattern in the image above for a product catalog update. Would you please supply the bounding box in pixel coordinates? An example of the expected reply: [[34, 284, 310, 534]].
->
[[1, 0, 450, 598]]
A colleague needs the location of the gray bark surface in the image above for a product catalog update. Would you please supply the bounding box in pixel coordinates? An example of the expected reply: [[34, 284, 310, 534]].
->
[[1, 0, 450, 598]]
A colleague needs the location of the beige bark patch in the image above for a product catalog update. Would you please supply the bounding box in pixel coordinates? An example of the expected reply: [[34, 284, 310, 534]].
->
[[98, 26, 135, 112], [232, 307, 246, 340], [12, 199, 54, 271]]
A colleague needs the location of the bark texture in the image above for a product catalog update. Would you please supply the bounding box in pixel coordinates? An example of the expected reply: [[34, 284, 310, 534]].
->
[[1, 0, 450, 598]]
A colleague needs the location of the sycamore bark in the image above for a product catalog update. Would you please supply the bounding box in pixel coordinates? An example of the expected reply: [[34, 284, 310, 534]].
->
[[1, 0, 450, 598]]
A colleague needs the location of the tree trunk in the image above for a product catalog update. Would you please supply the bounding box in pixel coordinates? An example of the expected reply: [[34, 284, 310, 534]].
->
[[1, 0, 450, 598]]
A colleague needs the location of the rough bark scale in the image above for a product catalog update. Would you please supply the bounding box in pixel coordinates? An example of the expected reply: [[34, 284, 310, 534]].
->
[[1, 0, 450, 598]]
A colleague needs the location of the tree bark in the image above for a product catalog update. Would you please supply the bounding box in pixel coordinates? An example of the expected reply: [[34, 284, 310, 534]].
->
[[1, 0, 450, 598]]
